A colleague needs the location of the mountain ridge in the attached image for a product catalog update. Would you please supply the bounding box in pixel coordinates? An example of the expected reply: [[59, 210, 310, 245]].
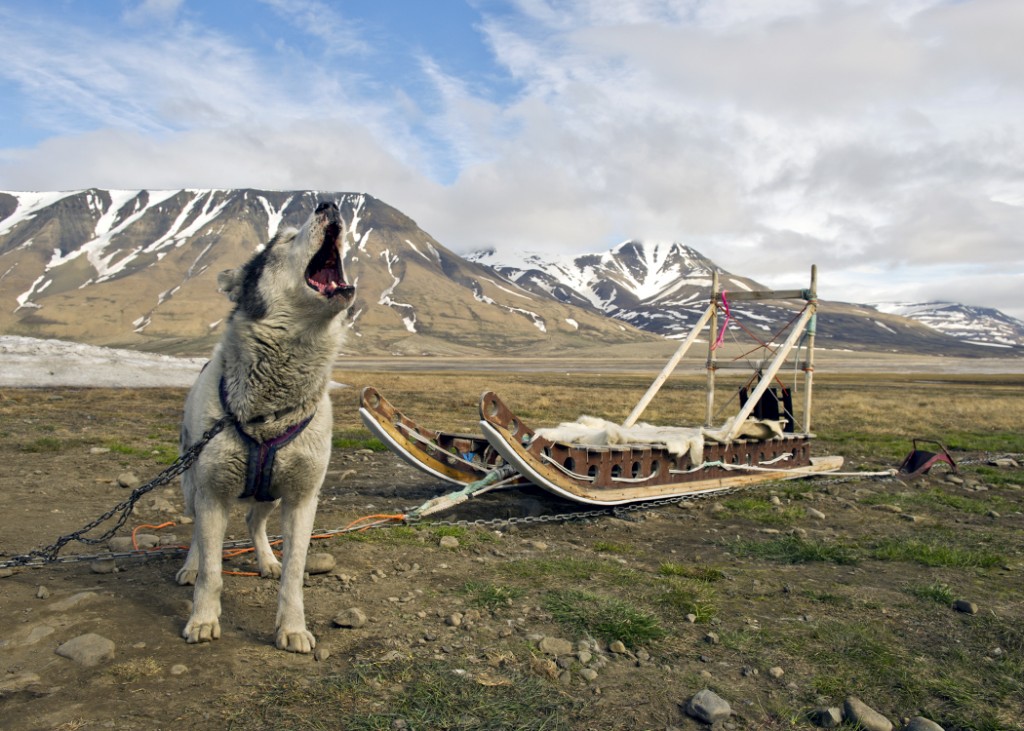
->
[[2, 188, 1020, 358], [0, 189, 653, 356], [470, 241, 1024, 354]]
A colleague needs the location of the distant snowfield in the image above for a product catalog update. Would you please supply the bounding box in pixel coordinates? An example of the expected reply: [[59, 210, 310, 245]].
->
[[0, 336, 208, 388]]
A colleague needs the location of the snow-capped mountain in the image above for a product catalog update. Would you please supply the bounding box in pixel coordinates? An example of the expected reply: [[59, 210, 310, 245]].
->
[[873, 302, 1024, 348], [1, 189, 1019, 357], [0, 189, 651, 355], [471, 241, 1022, 354], [469, 241, 765, 338]]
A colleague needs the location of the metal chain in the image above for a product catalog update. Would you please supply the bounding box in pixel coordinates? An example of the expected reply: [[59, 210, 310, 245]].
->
[[2, 416, 231, 568], [7, 449, 1017, 571]]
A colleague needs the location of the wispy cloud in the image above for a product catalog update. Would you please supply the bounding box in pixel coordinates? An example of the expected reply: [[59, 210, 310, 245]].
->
[[0, 0, 1021, 317]]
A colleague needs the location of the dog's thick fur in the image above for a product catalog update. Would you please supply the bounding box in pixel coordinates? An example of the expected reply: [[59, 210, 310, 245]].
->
[[176, 202, 354, 653]]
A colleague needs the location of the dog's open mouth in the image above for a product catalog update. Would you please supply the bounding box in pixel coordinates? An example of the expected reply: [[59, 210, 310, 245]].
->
[[305, 222, 354, 299]]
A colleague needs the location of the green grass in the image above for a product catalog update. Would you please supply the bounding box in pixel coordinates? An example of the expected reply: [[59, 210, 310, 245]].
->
[[501, 556, 638, 588], [656, 578, 717, 623], [543, 589, 665, 648], [729, 535, 861, 565], [657, 563, 726, 582], [908, 581, 955, 604], [942, 431, 1024, 454], [967, 464, 1024, 488], [104, 439, 179, 465], [21, 436, 64, 453], [592, 541, 633, 554], [870, 537, 1004, 569], [227, 660, 579, 731], [804, 590, 852, 606], [340, 524, 422, 545], [332, 429, 388, 451], [717, 495, 803, 525], [461, 581, 525, 612]]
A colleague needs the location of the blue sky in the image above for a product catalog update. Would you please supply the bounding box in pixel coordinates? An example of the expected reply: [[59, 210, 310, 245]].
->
[[1, 0, 1023, 320]]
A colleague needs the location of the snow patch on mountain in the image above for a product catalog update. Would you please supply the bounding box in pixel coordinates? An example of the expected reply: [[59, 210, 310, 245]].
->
[[873, 301, 1024, 347]]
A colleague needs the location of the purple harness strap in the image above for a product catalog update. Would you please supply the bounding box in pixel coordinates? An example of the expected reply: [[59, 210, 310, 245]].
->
[[219, 376, 315, 502]]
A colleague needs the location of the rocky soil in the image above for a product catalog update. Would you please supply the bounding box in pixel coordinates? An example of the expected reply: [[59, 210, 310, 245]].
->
[[1, 388, 1022, 731]]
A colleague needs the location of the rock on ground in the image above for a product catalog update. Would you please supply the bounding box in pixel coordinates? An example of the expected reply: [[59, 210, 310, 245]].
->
[[685, 688, 731, 724], [843, 697, 893, 731], [55, 633, 115, 667]]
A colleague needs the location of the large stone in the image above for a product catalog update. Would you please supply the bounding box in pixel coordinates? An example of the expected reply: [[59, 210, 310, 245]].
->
[[332, 607, 367, 628], [55, 633, 115, 667], [809, 706, 843, 728], [902, 717, 945, 731], [685, 688, 731, 724], [537, 637, 574, 656], [117, 472, 141, 489], [305, 553, 336, 574], [843, 697, 892, 731]]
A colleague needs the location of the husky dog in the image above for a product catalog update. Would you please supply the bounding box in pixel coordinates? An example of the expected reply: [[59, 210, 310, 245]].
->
[[176, 201, 355, 653]]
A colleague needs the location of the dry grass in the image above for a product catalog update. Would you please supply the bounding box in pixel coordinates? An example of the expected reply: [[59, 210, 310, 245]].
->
[[331, 368, 1024, 456]]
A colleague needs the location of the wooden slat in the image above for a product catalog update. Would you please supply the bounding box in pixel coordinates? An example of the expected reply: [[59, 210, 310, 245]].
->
[[723, 288, 811, 302]]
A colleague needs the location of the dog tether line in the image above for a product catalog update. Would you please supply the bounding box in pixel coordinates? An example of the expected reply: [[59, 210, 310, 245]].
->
[[6, 415, 232, 566]]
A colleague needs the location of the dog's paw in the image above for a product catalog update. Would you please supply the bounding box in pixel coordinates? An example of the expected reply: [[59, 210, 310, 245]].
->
[[258, 559, 282, 580], [276, 627, 316, 654], [183, 617, 221, 644], [175, 567, 198, 586]]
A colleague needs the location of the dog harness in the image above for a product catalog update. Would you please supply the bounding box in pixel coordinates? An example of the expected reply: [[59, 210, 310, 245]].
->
[[218, 376, 315, 502]]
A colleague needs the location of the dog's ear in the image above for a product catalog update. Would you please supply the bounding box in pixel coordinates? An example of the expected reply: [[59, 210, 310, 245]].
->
[[217, 267, 244, 302]]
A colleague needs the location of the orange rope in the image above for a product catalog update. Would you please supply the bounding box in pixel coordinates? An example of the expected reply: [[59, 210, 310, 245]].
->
[[341, 513, 407, 532], [128, 511, 407, 577], [132, 522, 175, 550]]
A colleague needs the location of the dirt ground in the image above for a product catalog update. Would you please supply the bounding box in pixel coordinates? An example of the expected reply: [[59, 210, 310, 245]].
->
[[1, 387, 1022, 731]]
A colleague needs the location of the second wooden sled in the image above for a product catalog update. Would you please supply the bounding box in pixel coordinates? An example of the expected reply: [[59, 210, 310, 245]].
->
[[359, 386, 528, 486]]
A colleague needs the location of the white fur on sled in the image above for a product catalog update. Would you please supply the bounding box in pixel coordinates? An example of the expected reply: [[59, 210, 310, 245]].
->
[[534, 414, 786, 464]]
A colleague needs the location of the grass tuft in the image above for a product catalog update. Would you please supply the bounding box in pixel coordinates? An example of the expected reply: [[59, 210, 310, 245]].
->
[[870, 538, 1003, 568], [658, 562, 726, 582], [227, 660, 579, 731], [908, 581, 955, 604], [730, 535, 861, 565], [543, 589, 664, 648], [461, 581, 525, 612]]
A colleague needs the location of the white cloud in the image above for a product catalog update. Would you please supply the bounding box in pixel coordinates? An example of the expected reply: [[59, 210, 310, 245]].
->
[[0, 0, 1022, 319], [122, 0, 185, 26]]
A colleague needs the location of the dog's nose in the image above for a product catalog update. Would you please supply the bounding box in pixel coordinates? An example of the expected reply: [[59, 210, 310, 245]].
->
[[315, 202, 338, 214]]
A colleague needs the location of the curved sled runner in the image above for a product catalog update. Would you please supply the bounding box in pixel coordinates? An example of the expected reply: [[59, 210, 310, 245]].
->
[[359, 386, 528, 486], [479, 391, 843, 506]]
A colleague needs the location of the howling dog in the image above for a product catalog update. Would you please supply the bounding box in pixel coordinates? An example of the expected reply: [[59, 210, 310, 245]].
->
[[176, 201, 355, 653]]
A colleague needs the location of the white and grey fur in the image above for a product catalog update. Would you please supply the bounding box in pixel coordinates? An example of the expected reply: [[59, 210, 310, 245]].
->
[[176, 202, 354, 653]]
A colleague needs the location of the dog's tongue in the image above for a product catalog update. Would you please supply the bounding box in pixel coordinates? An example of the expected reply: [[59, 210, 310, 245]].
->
[[308, 267, 342, 295]]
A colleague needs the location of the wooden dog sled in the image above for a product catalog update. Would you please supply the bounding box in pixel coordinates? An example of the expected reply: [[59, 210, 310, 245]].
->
[[361, 265, 843, 505]]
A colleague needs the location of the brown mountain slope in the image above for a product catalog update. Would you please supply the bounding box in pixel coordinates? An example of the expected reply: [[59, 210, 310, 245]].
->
[[0, 190, 655, 355]]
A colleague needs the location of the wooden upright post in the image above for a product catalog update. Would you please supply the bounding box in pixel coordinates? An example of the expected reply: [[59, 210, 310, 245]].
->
[[705, 271, 719, 428], [802, 265, 817, 435]]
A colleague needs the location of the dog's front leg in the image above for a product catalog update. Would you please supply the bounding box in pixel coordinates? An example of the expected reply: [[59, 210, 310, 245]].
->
[[274, 492, 318, 653], [246, 501, 283, 579], [182, 494, 229, 644]]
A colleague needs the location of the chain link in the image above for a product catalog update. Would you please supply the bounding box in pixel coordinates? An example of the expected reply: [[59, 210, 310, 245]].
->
[[1, 416, 231, 569]]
